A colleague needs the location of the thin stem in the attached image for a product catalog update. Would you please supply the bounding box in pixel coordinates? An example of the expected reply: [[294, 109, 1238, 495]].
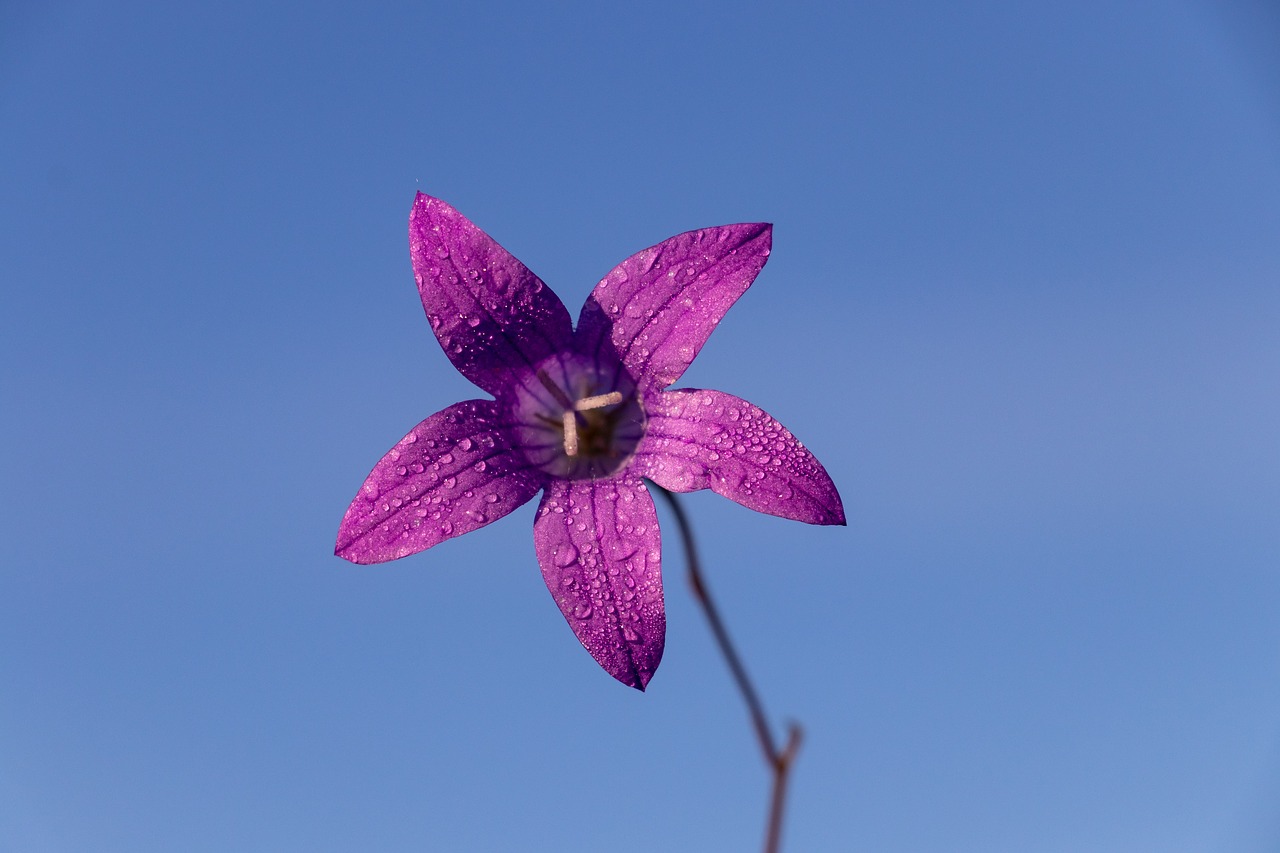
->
[[652, 485, 802, 853]]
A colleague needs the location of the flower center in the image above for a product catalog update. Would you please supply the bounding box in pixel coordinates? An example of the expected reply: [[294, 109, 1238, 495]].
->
[[560, 390, 623, 457], [511, 354, 645, 480]]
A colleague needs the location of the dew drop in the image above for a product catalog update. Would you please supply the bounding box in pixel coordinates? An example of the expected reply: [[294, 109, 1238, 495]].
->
[[555, 543, 579, 566]]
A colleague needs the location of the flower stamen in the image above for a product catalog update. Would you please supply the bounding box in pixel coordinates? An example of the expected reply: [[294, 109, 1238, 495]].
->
[[574, 391, 623, 411], [518, 356, 643, 474], [562, 410, 579, 456]]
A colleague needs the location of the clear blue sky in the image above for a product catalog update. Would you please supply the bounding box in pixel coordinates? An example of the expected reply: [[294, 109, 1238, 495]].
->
[[3, 2, 1279, 850]]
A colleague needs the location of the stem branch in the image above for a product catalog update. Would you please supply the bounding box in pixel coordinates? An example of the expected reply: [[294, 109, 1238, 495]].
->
[[653, 485, 801, 853]]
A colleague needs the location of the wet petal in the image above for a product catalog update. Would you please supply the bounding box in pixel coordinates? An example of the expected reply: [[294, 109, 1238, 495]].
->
[[409, 193, 574, 398], [575, 223, 771, 393], [533, 476, 665, 690], [336, 400, 546, 563], [638, 389, 845, 526]]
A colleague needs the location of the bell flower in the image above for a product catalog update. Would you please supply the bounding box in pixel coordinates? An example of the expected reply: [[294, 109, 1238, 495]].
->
[[336, 193, 844, 690]]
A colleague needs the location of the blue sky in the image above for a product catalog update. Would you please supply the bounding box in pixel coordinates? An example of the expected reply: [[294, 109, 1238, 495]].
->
[[2, 1, 1279, 850]]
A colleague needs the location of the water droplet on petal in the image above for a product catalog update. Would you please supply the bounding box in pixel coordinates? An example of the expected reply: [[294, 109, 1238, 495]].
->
[[555, 543, 579, 566], [572, 603, 593, 620]]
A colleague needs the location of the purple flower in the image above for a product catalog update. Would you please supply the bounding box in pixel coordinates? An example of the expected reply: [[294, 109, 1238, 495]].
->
[[336, 193, 845, 690]]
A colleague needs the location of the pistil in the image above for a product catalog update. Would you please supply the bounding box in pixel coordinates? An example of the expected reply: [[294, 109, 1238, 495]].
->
[[535, 369, 574, 409]]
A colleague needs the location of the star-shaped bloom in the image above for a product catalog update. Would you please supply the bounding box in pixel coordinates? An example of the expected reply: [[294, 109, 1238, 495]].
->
[[336, 193, 845, 690]]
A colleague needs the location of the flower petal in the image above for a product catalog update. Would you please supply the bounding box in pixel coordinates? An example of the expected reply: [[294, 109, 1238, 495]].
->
[[409, 193, 574, 398], [533, 476, 665, 690], [336, 400, 546, 564], [638, 389, 845, 526], [575, 223, 772, 392]]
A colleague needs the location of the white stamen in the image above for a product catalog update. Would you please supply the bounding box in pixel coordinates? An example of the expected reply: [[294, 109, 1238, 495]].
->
[[574, 391, 623, 411], [562, 411, 579, 456]]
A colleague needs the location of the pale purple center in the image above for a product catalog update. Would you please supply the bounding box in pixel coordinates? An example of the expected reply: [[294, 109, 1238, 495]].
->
[[510, 353, 646, 480]]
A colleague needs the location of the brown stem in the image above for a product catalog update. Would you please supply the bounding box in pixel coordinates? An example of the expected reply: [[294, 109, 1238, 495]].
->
[[652, 485, 802, 853]]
